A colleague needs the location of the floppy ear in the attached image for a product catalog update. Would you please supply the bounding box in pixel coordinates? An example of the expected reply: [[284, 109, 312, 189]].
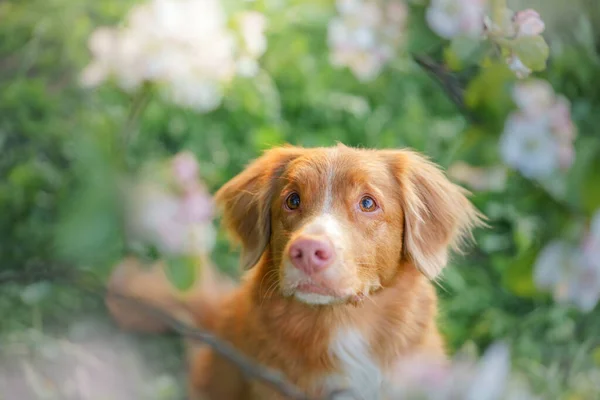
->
[[214, 146, 304, 270], [386, 150, 486, 279]]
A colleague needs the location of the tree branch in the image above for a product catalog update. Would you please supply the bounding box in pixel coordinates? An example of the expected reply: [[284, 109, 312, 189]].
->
[[412, 53, 475, 121], [1, 268, 351, 400], [104, 290, 315, 400]]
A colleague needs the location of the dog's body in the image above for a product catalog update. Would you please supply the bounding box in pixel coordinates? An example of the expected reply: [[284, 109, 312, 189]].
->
[[107, 144, 483, 399]]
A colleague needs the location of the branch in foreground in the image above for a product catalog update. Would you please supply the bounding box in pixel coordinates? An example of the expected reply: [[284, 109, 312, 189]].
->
[[104, 290, 315, 400], [1, 269, 350, 400], [412, 53, 474, 121]]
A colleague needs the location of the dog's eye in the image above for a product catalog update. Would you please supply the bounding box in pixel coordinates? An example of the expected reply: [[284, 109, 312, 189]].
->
[[285, 192, 301, 210], [359, 196, 378, 212]]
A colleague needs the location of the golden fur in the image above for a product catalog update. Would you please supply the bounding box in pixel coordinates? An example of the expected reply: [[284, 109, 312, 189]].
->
[[106, 144, 484, 399]]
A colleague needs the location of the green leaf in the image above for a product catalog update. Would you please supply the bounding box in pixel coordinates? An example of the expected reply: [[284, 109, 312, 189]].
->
[[593, 346, 600, 366], [54, 133, 123, 270], [501, 248, 539, 298], [405, 3, 444, 54], [510, 35, 550, 72], [581, 155, 600, 214], [164, 255, 198, 292], [464, 62, 516, 126], [253, 125, 285, 150], [513, 217, 537, 255]]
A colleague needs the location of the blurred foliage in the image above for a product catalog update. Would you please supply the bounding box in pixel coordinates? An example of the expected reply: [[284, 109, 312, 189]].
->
[[2, 0, 600, 398]]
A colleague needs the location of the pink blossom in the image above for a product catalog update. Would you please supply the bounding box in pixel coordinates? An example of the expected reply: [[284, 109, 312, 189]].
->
[[550, 96, 576, 142], [512, 80, 554, 116], [534, 211, 600, 313], [513, 9, 545, 37], [172, 151, 199, 188], [483, 7, 547, 78], [126, 152, 215, 257], [180, 189, 214, 222], [500, 113, 560, 179], [388, 343, 532, 399], [500, 80, 577, 179]]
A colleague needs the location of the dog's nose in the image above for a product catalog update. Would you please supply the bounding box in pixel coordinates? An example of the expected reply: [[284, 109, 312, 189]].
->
[[288, 237, 335, 274]]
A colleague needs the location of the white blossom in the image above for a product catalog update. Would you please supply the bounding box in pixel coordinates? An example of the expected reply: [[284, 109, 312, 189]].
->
[[426, 0, 486, 40], [81, 0, 267, 112], [512, 80, 554, 116], [578, 210, 600, 311], [500, 80, 576, 179], [482, 6, 546, 78], [534, 210, 600, 313], [327, 0, 407, 81], [238, 11, 267, 58], [534, 241, 579, 303], [500, 8, 545, 78], [507, 54, 531, 79], [500, 114, 560, 179], [534, 240, 600, 313], [236, 11, 268, 77]]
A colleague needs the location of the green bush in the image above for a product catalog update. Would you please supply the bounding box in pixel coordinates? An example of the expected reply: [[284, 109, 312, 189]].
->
[[2, 0, 600, 398]]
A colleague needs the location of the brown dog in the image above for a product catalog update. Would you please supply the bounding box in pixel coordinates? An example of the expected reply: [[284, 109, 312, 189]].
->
[[106, 144, 484, 399]]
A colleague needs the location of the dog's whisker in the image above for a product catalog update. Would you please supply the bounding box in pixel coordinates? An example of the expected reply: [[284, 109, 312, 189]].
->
[[259, 270, 280, 307]]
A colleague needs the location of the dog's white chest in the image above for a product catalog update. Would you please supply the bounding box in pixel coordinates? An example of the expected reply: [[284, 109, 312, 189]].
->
[[323, 328, 384, 400]]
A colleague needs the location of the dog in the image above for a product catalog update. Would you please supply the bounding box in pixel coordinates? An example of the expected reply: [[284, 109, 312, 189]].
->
[[106, 144, 484, 399]]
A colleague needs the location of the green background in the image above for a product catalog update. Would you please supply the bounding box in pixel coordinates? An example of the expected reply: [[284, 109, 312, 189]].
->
[[2, 0, 600, 398]]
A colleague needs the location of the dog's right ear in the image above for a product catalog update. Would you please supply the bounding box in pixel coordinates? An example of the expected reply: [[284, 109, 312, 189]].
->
[[215, 146, 304, 270]]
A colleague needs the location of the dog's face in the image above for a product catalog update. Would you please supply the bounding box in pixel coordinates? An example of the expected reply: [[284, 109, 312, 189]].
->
[[216, 145, 483, 306]]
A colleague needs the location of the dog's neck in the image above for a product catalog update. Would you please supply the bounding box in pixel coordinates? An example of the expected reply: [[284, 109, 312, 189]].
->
[[245, 255, 441, 368]]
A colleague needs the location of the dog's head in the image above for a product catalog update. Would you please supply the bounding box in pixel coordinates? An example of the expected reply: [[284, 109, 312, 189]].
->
[[215, 144, 484, 305]]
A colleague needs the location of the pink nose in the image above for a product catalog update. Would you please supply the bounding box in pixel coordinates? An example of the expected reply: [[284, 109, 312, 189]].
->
[[288, 237, 335, 274]]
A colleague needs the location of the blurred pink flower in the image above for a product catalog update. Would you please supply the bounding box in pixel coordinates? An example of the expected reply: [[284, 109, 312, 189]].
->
[[512, 80, 554, 116], [126, 152, 215, 256], [500, 114, 560, 179], [172, 151, 199, 188], [550, 96, 577, 142], [327, 0, 407, 81], [534, 211, 600, 313], [483, 7, 546, 78], [500, 80, 577, 179], [388, 343, 532, 399], [508, 9, 545, 78], [426, 0, 486, 40], [180, 190, 214, 223], [579, 210, 600, 310], [513, 9, 545, 37]]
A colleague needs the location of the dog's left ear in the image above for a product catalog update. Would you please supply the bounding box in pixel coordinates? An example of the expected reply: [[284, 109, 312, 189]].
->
[[384, 150, 486, 279], [215, 146, 304, 270]]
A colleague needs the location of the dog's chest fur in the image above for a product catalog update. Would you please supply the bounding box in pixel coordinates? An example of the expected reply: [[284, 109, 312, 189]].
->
[[320, 328, 386, 400]]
